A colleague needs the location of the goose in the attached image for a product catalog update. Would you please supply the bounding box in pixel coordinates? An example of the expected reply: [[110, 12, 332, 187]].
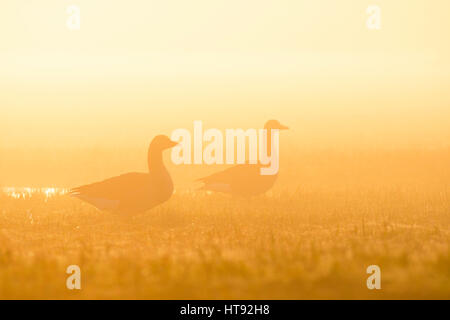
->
[[198, 120, 288, 197], [70, 135, 177, 214]]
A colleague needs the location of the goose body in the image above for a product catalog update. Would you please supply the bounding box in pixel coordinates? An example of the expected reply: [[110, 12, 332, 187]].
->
[[70, 135, 177, 214], [199, 164, 278, 197], [198, 120, 288, 197]]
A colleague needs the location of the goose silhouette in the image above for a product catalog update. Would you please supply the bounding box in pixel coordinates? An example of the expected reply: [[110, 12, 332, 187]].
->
[[198, 120, 288, 197], [70, 135, 177, 214]]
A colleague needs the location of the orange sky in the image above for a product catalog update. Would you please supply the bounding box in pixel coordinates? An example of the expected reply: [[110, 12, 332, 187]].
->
[[1, 0, 450, 150]]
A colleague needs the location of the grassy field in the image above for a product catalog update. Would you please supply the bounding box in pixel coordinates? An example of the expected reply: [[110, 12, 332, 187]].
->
[[0, 150, 449, 299]]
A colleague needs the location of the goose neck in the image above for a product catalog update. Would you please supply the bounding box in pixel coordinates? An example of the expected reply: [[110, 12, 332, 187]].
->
[[266, 128, 272, 156], [148, 149, 165, 171]]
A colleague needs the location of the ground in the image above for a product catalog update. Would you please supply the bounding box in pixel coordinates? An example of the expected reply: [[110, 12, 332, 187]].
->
[[0, 178, 448, 299]]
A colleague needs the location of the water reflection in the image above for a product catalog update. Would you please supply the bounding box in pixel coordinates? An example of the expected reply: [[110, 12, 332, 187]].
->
[[2, 187, 68, 199]]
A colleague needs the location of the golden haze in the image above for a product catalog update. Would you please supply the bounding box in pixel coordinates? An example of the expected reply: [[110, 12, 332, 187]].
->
[[0, 1, 449, 299]]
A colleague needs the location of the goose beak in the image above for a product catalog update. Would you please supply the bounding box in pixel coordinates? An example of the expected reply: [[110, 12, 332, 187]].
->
[[278, 123, 289, 130], [168, 140, 179, 148]]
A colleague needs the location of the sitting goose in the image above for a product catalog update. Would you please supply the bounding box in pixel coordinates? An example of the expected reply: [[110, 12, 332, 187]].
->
[[198, 120, 288, 197], [70, 135, 177, 214]]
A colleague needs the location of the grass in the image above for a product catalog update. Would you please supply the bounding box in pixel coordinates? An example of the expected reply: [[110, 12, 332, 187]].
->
[[0, 150, 449, 299]]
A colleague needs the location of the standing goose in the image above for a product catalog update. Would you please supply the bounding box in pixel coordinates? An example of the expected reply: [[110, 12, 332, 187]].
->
[[70, 135, 177, 214], [198, 120, 288, 197]]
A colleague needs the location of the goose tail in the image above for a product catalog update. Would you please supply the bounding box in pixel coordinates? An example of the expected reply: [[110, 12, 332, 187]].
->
[[68, 187, 83, 197]]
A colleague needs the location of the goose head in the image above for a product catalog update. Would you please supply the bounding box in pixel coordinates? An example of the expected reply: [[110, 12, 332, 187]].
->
[[150, 135, 178, 152], [264, 120, 289, 130], [148, 135, 178, 170]]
